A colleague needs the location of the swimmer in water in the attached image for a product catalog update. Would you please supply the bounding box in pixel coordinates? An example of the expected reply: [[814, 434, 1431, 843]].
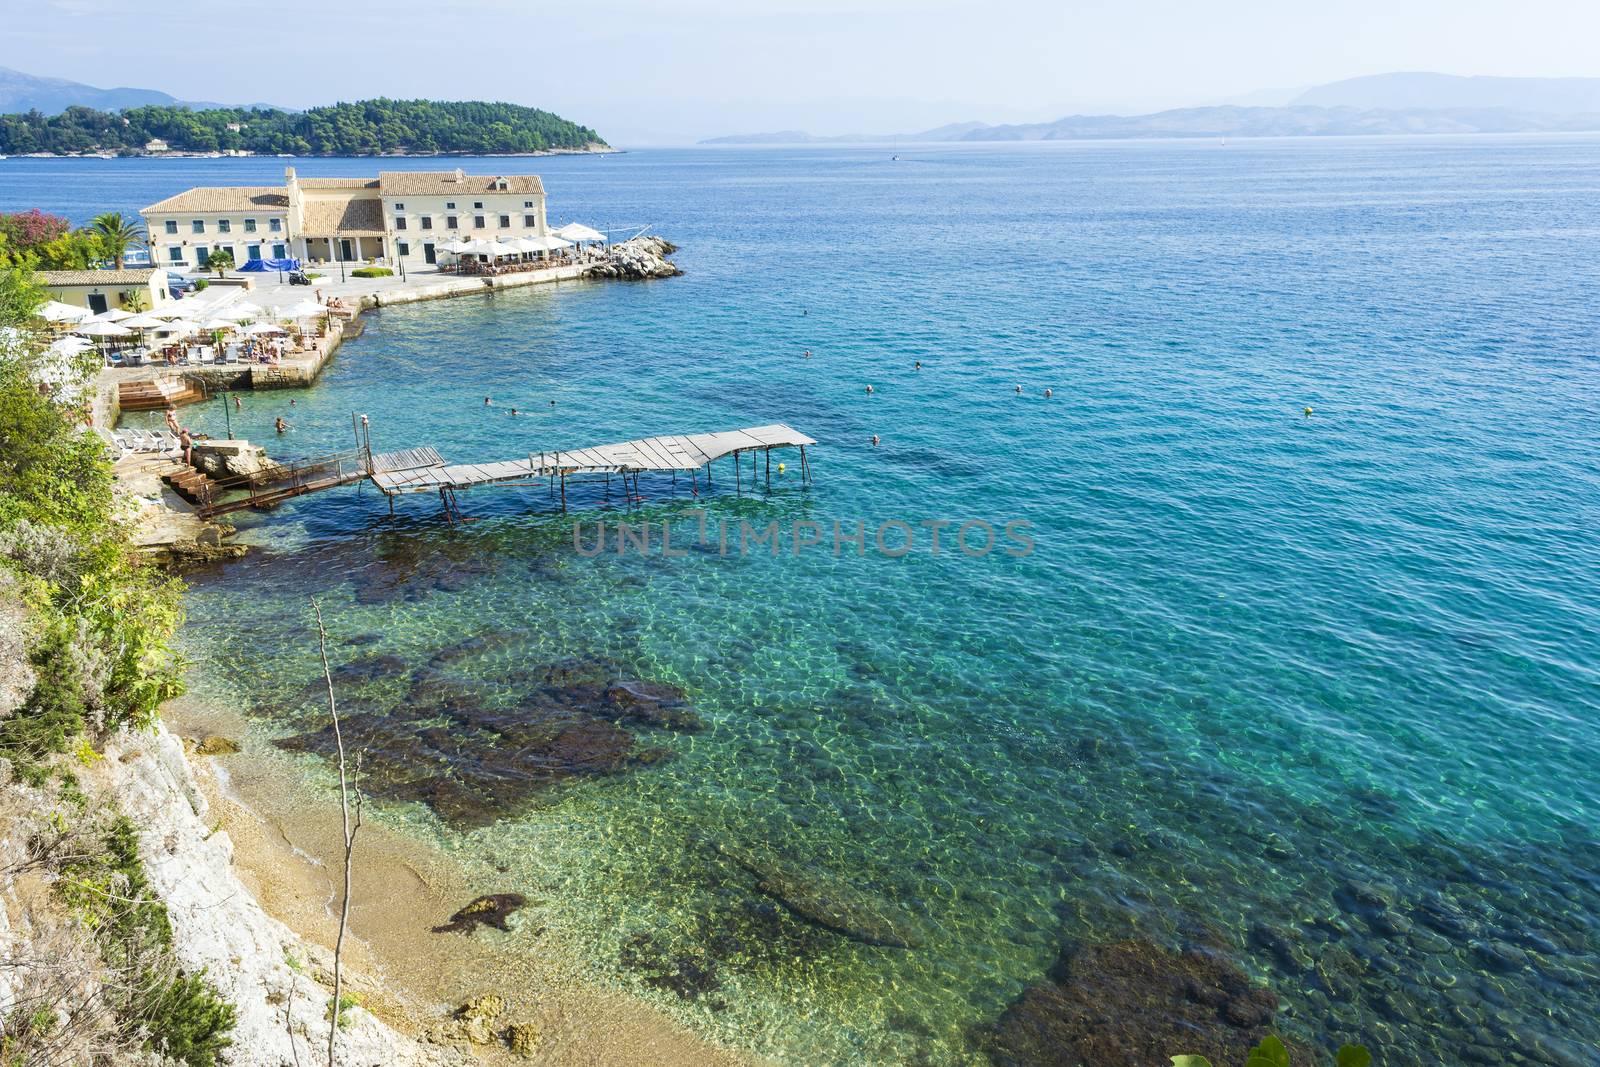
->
[[1044, 388, 1053, 398], [485, 396, 493, 406], [865, 384, 874, 394], [233, 395, 241, 410], [274, 417, 288, 434], [509, 407, 519, 416], [871, 434, 880, 447], [1015, 385, 1023, 394], [803, 349, 812, 359], [915, 361, 922, 371]]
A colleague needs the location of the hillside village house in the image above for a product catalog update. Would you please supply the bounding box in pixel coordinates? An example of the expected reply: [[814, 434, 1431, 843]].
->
[[36, 269, 172, 315], [141, 167, 549, 272]]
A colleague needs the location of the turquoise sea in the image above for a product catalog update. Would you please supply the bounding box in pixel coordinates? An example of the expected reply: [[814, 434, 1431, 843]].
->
[[5, 139, 1599, 1065]]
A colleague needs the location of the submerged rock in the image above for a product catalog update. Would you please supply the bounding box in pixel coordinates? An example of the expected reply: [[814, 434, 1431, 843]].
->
[[454, 994, 504, 1046], [979, 939, 1301, 1067], [720, 843, 930, 949], [504, 1021, 540, 1057], [191, 735, 242, 756], [618, 932, 721, 1001], [597, 679, 704, 732], [433, 893, 528, 935]]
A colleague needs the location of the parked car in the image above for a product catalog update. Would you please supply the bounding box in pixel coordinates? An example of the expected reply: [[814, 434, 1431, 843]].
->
[[167, 274, 199, 298]]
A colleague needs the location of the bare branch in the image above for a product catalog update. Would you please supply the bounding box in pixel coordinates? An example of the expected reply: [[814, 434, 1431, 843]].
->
[[312, 598, 359, 1067]]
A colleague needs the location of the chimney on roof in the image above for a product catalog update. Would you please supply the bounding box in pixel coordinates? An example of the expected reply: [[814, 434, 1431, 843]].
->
[[285, 166, 298, 187], [454, 167, 465, 183]]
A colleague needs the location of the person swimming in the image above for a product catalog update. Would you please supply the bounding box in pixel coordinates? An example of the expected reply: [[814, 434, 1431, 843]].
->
[[1044, 388, 1053, 398], [865, 385, 874, 394], [871, 434, 880, 446], [485, 396, 493, 406], [274, 417, 288, 434], [803, 349, 812, 359], [915, 361, 922, 371]]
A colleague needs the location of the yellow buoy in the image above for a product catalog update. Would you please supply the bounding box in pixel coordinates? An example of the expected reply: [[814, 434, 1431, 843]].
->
[[1304, 406, 1314, 416], [778, 463, 786, 473]]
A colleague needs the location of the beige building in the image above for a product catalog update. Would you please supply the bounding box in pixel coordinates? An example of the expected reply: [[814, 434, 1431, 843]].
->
[[36, 269, 172, 315], [141, 167, 549, 272]]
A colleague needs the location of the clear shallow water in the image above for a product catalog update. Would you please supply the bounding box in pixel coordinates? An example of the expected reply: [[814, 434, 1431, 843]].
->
[[9, 140, 1600, 1064]]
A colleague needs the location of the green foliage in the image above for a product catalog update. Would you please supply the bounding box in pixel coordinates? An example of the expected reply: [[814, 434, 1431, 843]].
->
[[0, 99, 607, 156], [1336, 1046, 1372, 1067], [324, 991, 362, 1025], [351, 266, 392, 278], [1247, 1036, 1291, 1067], [1171, 1037, 1373, 1067], [120, 288, 148, 312], [0, 624, 90, 781], [0, 268, 185, 744], [192, 277, 208, 290], [92, 212, 145, 270], [144, 973, 236, 1067], [58, 817, 233, 1064], [202, 248, 233, 277]]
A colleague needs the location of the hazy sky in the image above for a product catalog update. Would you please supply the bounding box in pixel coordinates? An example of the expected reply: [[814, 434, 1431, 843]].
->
[[8, 0, 1600, 143]]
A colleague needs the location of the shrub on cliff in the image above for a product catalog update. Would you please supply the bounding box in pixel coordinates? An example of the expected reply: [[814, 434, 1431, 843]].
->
[[0, 267, 185, 762]]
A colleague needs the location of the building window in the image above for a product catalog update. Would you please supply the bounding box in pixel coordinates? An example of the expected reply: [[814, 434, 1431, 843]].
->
[[247, 244, 262, 261], [168, 247, 183, 263], [446, 215, 458, 229], [191, 220, 205, 234], [524, 201, 533, 208], [195, 245, 210, 266], [445, 201, 455, 209], [420, 216, 433, 230], [397, 241, 410, 257], [269, 218, 282, 232], [394, 202, 404, 211], [244, 218, 257, 232], [498, 215, 510, 228], [164, 220, 178, 234], [473, 216, 486, 229], [395, 217, 407, 230], [524, 214, 537, 228], [272, 243, 286, 258], [473, 201, 483, 209], [218, 219, 231, 233]]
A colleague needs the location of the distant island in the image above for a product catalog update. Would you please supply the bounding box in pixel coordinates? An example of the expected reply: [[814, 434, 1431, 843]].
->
[[703, 72, 1600, 144], [0, 99, 608, 157], [0, 63, 271, 114]]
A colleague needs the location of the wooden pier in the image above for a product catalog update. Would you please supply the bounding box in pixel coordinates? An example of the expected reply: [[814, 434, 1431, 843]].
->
[[191, 422, 815, 519]]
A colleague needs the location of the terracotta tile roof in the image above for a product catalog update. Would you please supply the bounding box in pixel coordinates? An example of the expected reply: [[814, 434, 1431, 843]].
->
[[38, 269, 161, 286], [141, 187, 290, 214], [298, 178, 380, 189], [378, 170, 544, 197], [300, 197, 386, 235]]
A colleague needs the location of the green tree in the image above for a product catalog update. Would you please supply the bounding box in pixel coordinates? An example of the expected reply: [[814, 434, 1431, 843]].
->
[[204, 248, 234, 278], [91, 212, 145, 271]]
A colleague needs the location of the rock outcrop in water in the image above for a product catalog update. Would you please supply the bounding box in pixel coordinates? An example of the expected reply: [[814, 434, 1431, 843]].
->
[[978, 939, 1300, 1067], [588, 236, 681, 279], [719, 843, 931, 949]]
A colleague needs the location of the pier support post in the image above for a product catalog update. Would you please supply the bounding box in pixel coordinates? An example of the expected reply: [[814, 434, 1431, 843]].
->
[[736, 450, 741, 494], [766, 448, 771, 489]]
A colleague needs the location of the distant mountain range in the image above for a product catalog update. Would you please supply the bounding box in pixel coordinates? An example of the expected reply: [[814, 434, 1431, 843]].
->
[[701, 72, 1600, 144], [0, 65, 277, 114]]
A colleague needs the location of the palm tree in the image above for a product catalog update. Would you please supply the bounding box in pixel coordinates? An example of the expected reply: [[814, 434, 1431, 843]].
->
[[91, 212, 145, 271]]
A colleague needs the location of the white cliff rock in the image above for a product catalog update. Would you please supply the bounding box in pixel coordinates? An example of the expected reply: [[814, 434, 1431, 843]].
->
[[89, 723, 467, 1067]]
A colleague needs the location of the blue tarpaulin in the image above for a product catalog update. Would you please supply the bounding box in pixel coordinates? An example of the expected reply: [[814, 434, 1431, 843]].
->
[[237, 257, 301, 272]]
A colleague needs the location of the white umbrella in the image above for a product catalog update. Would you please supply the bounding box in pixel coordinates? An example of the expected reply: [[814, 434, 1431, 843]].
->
[[37, 300, 90, 323], [505, 237, 542, 253], [150, 307, 190, 319], [120, 313, 171, 330], [92, 308, 134, 322], [49, 335, 93, 354], [244, 322, 286, 335], [74, 320, 132, 337], [525, 234, 574, 252], [214, 305, 256, 322], [437, 239, 467, 253], [197, 318, 238, 332], [554, 223, 605, 243], [281, 299, 328, 318]]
